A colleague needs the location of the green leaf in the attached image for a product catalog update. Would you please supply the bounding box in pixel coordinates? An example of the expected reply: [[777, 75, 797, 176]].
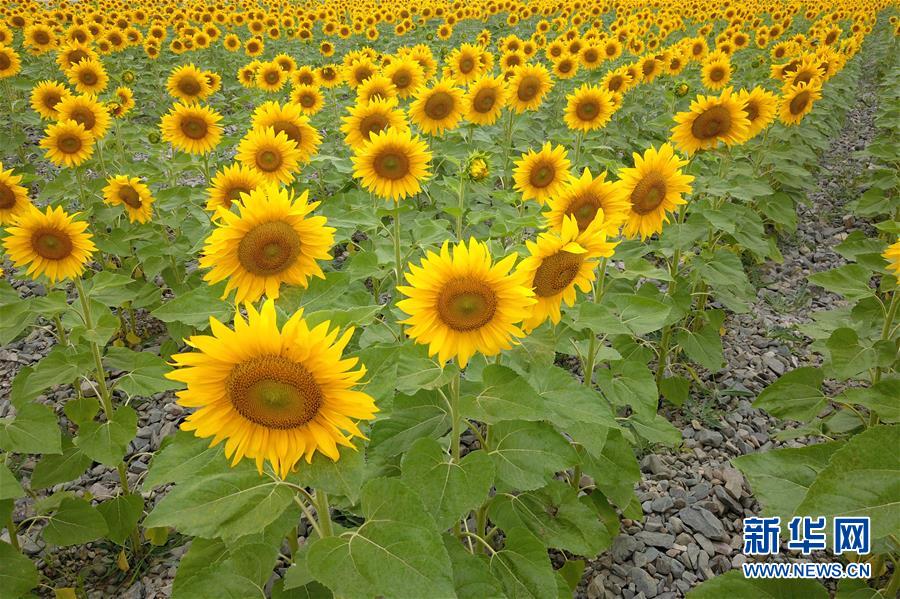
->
[[151, 284, 232, 329], [659, 375, 690, 407], [43, 497, 109, 546], [687, 570, 827, 598], [0, 541, 40, 598], [825, 328, 891, 381], [808, 264, 875, 300], [627, 412, 682, 446], [733, 442, 844, 521], [525, 366, 617, 429], [292, 443, 367, 504], [395, 343, 457, 394], [607, 293, 672, 336], [695, 249, 755, 313], [0, 462, 24, 500], [144, 430, 225, 489], [401, 437, 495, 529], [488, 480, 613, 555], [442, 535, 504, 599], [31, 437, 93, 489], [0, 299, 36, 346], [103, 347, 182, 397], [795, 425, 900, 541], [85, 271, 140, 305], [0, 402, 62, 455], [63, 396, 99, 427], [675, 311, 725, 372], [97, 494, 144, 545], [307, 478, 456, 599], [570, 424, 640, 510], [304, 305, 382, 329], [10, 345, 93, 406], [459, 365, 548, 424], [837, 379, 900, 423], [74, 405, 138, 467], [488, 527, 557, 599], [369, 390, 450, 458], [487, 420, 577, 492], [595, 359, 658, 419], [753, 367, 827, 421]]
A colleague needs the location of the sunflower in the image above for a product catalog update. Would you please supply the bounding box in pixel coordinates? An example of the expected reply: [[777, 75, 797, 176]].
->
[[0, 46, 21, 79], [40, 120, 95, 167], [256, 61, 288, 92], [445, 43, 484, 84], [250, 101, 321, 164], [200, 185, 335, 302], [165, 299, 378, 479], [224, 33, 241, 51], [737, 87, 778, 139], [290, 84, 324, 116], [317, 64, 342, 88], [463, 74, 507, 126], [206, 163, 265, 213], [24, 24, 56, 55], [383, 57, 425, 98], [344, 58, 377, 88], [292, 66, 319, 87], [779, 80, 823, 126], [2, 205, 95, 283], [784, 55, 824, 89], [518, 215, 616, 332], [671, 88, 751, 155], [513, 142, 572, 205], [507, 63, 553, 113], [167, 63, 211, 103], [55, 94, 111, 140], [0, 163, 31, 225], [564, 84, 615, 132], [552, 54, 579, 80], [883, 239, 900, 282], [601, 67, 632, 94], [102, 175, 154, 223], [341, 97, 409, 151], [160, 102, 223, 155], [66, 58, 108, 95], [617, 143, 695, 240], [113, 86, 135, 116], [701, 52, 732, 90], [30, 80, 71, 120], [409, 78, 465, 136], [236, 127, 303, 185], [545, 167, 630, 233], [352, 127, 432, 202], [356, 74, 397, 105], [397, 238, 535, 367]]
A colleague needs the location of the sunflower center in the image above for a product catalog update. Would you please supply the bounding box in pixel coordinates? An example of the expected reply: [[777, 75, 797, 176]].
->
[[270, 120, 302, 145], [237, 220, 301, 275], [691, 105, 732, 140], [533, 250, 583, 297], [585, 49, 599, 63], [224, 185, 250, 206], [359, 113, 389, 138], [437, 278, 498, 332], [473, 88, 496, 112], [744, 101, 759, 123], [81, 70, 98, 86], [42, 92, 62, 111], [298, 93, 315, 107], [394, 71, 411, 87], [70, 107, 96, 130], [255, 148, 283, 172], [178, 76, 202, 96], [459, 57, 475, 73], [227, 355, 322, 429], [354, 66, 373, 83], [517, 75, 541, 101], [793, 71, 813, 85], [0, 182, 15, 209], [559, 60, 573, 73], [373, 150, 410, 180], [34, 30, 50, 45], [180, 115, 209, 140], [424, 91, 453, 120], [0, 54, 10, 70], [576, 99, 599, 121], [642, 61, 656, 76], [264, 70, 280, 84], [31, 228, 73, 260], [568, 196, 601, 230], [58, 133, 83, 154], [529, 162, 556, 188], [630, 173, 667, 215], [709, 66, 725, 82], [118, 186, 142, 208], [789, 91, 810, 115]]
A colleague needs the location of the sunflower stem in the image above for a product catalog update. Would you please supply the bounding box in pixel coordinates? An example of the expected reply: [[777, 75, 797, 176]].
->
[[582, 257, 609, 388], [455, 168, 466, 240], [286, 526, 300, 558], [500, 109, 516, 188], [450, 370, 462, 463], [74, 167, 88, 207], [53, 313, 68, 346], [314, 489, 334, 538], [392, 202, 404, 339], [573, 131, 585, 169], [870, 289, 898, 424]]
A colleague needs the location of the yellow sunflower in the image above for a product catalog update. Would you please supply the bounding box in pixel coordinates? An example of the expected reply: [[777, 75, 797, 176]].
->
[[544, 167, 630, 233], [290, 84, 324, 116], [383, 57, 425, 98], [200, 185, 335, 302], [671, 87, 752, 155], [40, 120, 95, 167], [617, 143, 695, 240], [250, 101, 321, 165], [507, 63, 553, 113], [102, 175, 154, 223], [0, 163, 31, 225], [0, 45, 21, 79], [160, 102, 223, 155], [737, 86, 778, 139], [409, 78, 465, 136], [513, 142, 572, 205], [66, 58, 108, 95], [56, 94, 111, 140], [236, 127, 303, 185], [206, 163, 265, 213], [341, 97, 409, 151], [2, 205, 95, 283], [397, 238, 536, 367], [351, 127, 432, 202], [517, 215, 616, 332], [564, 84, 615, 132], [779, 80, 823, 126], [701, 52, 732, 90], [165, 299, 378, 479], [356, 74, 397, 104], [113, 86, 135, 116], [55, 41, 97, 72], [167, 63, 211, 103], [256, 61, 288, 92], [883, 239, 900, 282], [30, 80, 71, 120], [463, 74, 508, 126]]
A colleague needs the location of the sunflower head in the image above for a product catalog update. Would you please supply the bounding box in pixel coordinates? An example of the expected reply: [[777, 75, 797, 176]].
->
[[39, 119, 95, 168], [0, 163, 32, 225], [513, 142, 572, 205], [671, 87, 752, 155], [167, 63, 211, 103], [206, 163, 266, 213], [236, 126, 304, 185], [352, 127, 433, 202], [409, 78, 465, 136], [564, 84, 615, 132], [160, 102, 223, 155], [251, 101, 321, 164], [102, 175, 154, 223], [30, 80, 71, 120], [2, 205, 96, 283]]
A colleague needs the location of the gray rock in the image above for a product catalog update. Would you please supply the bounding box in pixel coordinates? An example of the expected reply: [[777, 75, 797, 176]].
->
[[678, 507, 728, 541], [611, 535, 640, 561], [695, 430, 723, 447], [637, 531, 675, 549], [633, 548, 659, 568], [630, 567, 658, 598]]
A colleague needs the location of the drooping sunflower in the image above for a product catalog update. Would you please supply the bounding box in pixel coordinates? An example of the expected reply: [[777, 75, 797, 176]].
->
[[30, 80, 71, 120], [200, 185, 335, 302], [236, 127, 303, 185], [737, 87, 778, 139], [0, 163, 32, 225], [290, 84, 324, 116], [545, 167, 630, 233], [167, 63, 211, 103], [409, 78, 465, 136], [40, 120, 95, 167], [206, 163, 266, 212], [0, 46, 21, 79], [341, 97, 409, 151], [2, 205, 96, 283], [102, 175, 154, 223], [671, 88, 752, 155], [617, 143, 695, 240], [383, 57, 425, 99], [66, 58, 108, 95], [397, 238, 536, 367], [463, 74, 507, 126], [507, 63, 553, 113], [56, 94, 111, 140], [165, 299, 378, 479], [160, 102, 223, 155], [779, 80, 823, 126], [351, 127, 432, 202], [250, 101, 321, 165], [883, 239, 900, 282], [701, 52, 732, 90], [564, 84, 615, 132], [513, 142, 572, 205], [517, 215, 616, 332]]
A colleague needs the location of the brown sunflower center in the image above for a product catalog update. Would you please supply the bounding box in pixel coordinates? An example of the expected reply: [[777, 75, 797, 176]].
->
[[58, 133, 83, 154], [42, 92, 62, 111], [393, 71, 411, 88], [584, 48, 599, 63], [533, 251, 583, 297], [70, 107, 96, 130], [178, 76, 202, 96], [264, 69, 280, 85], [789, 91, 810, 115], [529, 161, 556, 188], [437, 278, 498, 332], [642, 60, 657, 76], [459, 57, 475, 73], [34, 30, 50, 45], [607, 75, 623, 92], [31, 228, 73, 260], [691, 105, 732, 140], [354, 66, 373, 83], [237, 220, 301, 275], [424, 91, 454, 120], [270, 120, 302, 145], [516, 75, 541, 101], [709, 66, 726, 82], [255, 148, 283, 172], [473, 87, 497, 113], [227, 355, 322, 429], [744, 101, 759, 123], [793, 71, 813, 85], [0, 182, 16, 209], [576, 99, 599, 121], [180, 115, 209, 140], [567, 195, 601, 230], [359, 113, 389, 138], [630, 173, 668, 214], [118, 185, 142, 208], [80, 69, 98, 86], [373, 150, 410, 180], [558, 60, 573, 74], [298, 93, 315, 107], [224, 185, 250, 206], [0, 53, 10, 70]]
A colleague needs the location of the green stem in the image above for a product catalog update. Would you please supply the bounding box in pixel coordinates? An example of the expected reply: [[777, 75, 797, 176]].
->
[[870, 289, 899, 426], [450, 370, 462, 463], [53, 313, 68, 345], [315, 489, 334, 538], [655, 247, 682, 388], [74, 167, 88, 207], [582, 257, 609, 388], [500, 110, 516, 188], [572, 131, 585, 168], [393, 202, 404, 339], [455, 171, 466, 241]]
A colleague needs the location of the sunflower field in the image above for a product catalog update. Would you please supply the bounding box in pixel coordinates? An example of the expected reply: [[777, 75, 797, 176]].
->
[[0, 0, 898, 597]]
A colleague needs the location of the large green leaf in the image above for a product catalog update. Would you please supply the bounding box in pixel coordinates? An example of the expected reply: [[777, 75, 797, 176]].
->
[[97, 494, 144, 545], [369, 390, 450, 457], [570, 424, 640, 510], [459, 365, 548, 424], [487, 420, 577, 492], [525, 366, 617, 428], [103, 347, 182, 397], [837, 379, 900, 423], [675, 310, 725, 372], [487, 527, 557, 599], [595, 359, 658, 418], [0, 462, 24, 500], [43, 497, 109, 547], [687, 570, 828, 598], [0, 402, 62, 455], [150, 283, 232, 328], [74, 405, 138, 466], [825, 328, 894, 381], [753, 367, 827, 422], [0, 541, 39, 598], [30, 437, 93, 489], [9, 345, 93, 406], [307, 478, 456, 599], [695, 249, 755, 313], [293, 443, 367, 504], [807, 264, 875, 300], [443, 535, 504, 599], [0, 299, 36, 346], [143, 430, 225, 489]]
